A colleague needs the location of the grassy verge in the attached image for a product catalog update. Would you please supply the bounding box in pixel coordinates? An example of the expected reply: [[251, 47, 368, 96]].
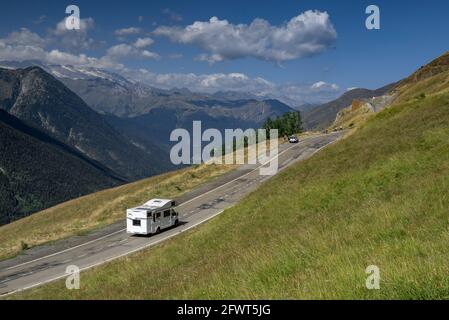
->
[[12, 86, 449, 299]]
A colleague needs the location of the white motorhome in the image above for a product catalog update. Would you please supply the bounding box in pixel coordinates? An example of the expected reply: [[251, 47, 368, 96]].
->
[[127, 199, 179, 235]]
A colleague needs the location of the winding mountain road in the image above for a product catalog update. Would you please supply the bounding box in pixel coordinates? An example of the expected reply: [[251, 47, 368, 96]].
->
[[0, 132, 343, 296]]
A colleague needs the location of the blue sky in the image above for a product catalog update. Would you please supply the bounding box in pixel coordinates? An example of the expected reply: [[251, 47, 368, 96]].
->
[[1, 0, 448, 105]]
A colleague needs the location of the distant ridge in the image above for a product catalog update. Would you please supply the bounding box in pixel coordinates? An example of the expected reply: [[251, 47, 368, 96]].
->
[[303, 82, 397, 130]]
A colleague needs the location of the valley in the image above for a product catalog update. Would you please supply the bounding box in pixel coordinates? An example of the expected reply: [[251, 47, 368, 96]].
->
[[0, 64, 295, 224]]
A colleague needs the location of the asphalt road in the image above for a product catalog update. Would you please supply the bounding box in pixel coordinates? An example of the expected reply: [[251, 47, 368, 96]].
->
[[0, 132, 343, 296]]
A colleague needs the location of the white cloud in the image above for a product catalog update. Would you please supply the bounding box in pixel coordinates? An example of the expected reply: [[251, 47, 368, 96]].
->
[[134, 37, 154, 48], [0, 39, 120, 70], [114, 27, 142, 36], [0, 40, 47, 61], [141, 50, 159, 59], [105, 44, 159, 61], [2, 28, 46, 47], [154, 10, 337, 64], [0, 27, 122, 70], [311, 81, 339, 91], [0, 25, 158, 69]]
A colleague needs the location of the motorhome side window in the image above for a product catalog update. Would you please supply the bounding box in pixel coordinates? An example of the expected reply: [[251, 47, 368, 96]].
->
[[156, 212, 161, 218], [164, 210, 170, 217]]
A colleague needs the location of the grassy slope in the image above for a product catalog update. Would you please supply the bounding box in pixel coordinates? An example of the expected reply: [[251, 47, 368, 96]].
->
[[0, 163, 235, 260], [15, 74, 449, 299], [330, 103, 374, 131]]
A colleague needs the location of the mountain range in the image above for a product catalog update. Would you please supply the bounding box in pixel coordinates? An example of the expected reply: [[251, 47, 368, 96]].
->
[[0, 67, 172, 180], [1, 61, 296, 151], [0, 62, 298, 224]]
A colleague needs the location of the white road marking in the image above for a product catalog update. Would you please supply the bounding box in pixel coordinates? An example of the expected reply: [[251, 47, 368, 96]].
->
[[175, 140, 303, 208], [1, 209, 227, 297], [3, 228, 126, 272]]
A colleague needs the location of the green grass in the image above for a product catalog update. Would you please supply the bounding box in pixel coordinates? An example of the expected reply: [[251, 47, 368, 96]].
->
[[12, 85, 449, 299]]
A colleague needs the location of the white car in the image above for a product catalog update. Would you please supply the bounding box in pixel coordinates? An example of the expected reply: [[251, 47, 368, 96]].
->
[[288, 135, 299, 143]]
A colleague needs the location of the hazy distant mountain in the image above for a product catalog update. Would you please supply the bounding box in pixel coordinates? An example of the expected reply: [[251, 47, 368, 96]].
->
[[208, 90, 268, 101], [56, 70, 295, 122], [0, 61, 297, 154], [293, 103, 318, 112], [106, 98, 294, 152], [0, 109, 123, 225], [0, 66, 172, 180], [303, 83, 397, 130], [59, 75, 296, 151]]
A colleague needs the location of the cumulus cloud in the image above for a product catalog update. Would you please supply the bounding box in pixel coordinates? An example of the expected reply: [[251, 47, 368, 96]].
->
[[0, 27, 123, 70], [2, 28, 46, 47], [0, 28, 48, 61], [0, 38, 119, 70], [154, 10, 337, 64], [0, 23, 160, 68], [134, 37, 154, 48], [0, 41, 46, 62]]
